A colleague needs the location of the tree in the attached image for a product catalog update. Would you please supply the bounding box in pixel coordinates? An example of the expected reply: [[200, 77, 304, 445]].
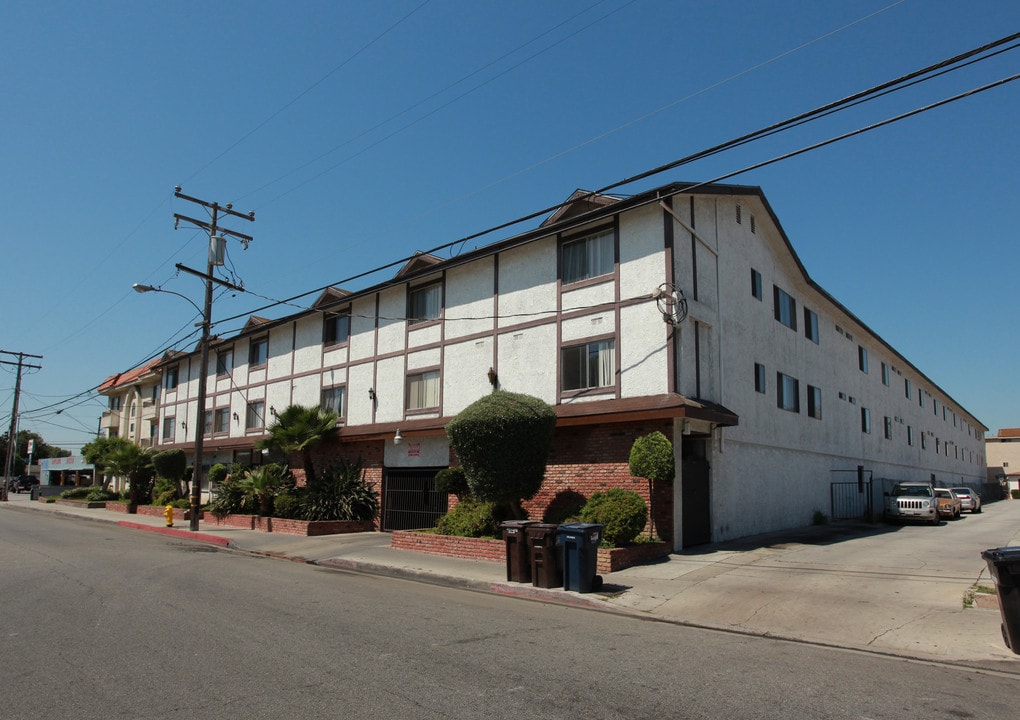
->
[[237, 463, 290, 516], [2, 430, 71, 475], [83, 436, 155, 504], [629, 431, 675, 539], [152, 448, 188, 498], [445, 391, 557, 519], [256, 405, 338, 485]]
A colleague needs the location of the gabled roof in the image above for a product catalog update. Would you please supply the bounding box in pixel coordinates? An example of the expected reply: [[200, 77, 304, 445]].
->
[[312, 287, 352, 311], [243, 315, 272, 333], [540, 189, 623, 228], [393, 252, 443, 280], [97, 357, 163, 393]]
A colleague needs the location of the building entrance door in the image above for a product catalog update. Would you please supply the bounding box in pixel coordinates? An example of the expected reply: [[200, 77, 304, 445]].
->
[[681, 446, 711, 547]]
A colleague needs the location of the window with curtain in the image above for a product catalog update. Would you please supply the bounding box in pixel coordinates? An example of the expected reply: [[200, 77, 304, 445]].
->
[[246, 401, 265, 430], [249, 337, 268, 367], [408, 283, 442, 325], [561, 339, 615, 391], [561, 230, 614, 284], [406, 370, 440, 410], [323, 312, 351, 345], [320, 386, 346, 417]]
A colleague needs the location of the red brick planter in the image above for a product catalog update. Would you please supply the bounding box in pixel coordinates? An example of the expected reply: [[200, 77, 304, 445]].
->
[[103, 501, 131, 514], [133, 504, 204, 521], [391, 531, 670, 573], [205, 513, 374, 536]]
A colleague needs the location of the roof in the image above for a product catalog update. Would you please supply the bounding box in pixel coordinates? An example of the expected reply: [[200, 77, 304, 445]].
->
[[996, 428, 1020, 438], [97, 357, 162, 393]]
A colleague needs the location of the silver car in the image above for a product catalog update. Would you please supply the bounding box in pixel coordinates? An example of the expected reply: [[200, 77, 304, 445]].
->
[[950, 487, 982, 513]]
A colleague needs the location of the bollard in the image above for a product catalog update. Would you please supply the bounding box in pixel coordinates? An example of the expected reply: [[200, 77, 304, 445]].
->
[[164, 504, 174, 527]]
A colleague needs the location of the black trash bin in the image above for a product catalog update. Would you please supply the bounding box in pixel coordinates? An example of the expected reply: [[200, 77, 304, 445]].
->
[[30, 485, 40, 501], [500, 520, 537, 583], [526, 523, 562, 588], [558, 522, 604, 593], [981, 546, 1020, 654]]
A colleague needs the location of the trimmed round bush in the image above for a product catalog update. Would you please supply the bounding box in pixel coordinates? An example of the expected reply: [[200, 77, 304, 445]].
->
[[435, 466, 470, 499], [579, 488, 648, 547], [272, 493, 302, 519], [434, 500, 508, 538]]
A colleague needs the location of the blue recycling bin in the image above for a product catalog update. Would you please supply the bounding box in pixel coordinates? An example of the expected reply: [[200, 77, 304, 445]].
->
[[981, 546, 1020, 654], [558, 522, 604, 593]]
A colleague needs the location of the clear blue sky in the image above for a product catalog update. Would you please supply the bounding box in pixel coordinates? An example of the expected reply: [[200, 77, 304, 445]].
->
[[2, 0, 1018, 452]]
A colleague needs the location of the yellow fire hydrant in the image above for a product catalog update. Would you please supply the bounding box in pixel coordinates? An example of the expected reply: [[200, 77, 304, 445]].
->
[[164, 504, 174, 528]]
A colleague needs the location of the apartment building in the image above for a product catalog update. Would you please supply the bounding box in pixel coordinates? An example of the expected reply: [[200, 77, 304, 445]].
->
[[152, 181, 986, 548]]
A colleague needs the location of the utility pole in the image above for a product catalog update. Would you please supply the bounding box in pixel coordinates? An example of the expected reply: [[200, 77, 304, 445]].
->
[[1, 350, 43, 501], [173, 187, 254, 531]]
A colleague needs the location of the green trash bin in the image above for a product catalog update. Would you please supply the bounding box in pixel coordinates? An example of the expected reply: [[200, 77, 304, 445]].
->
[[500, 520, 536, 583], [558, 522, 604, 593], [981, 546, 1020, 654]]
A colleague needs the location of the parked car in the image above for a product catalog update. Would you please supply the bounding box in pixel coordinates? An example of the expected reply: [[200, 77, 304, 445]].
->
[[934, 488, 962, 520], [884, 482, 940, 525], [950, 487, 982, 513], [16, 475, 40, 493]]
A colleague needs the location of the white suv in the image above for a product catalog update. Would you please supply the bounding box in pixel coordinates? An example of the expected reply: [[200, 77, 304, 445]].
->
[[884, 482, 939, 525]]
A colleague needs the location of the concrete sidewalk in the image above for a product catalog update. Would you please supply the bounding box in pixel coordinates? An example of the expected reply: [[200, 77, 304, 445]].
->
[[3, 491, 1019, 673]]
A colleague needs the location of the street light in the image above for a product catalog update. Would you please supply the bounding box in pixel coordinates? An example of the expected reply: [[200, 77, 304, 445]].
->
[[132, 284, 203, 316]]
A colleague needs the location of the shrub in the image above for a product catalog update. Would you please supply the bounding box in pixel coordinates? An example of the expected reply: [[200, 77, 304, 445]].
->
[[302, 459, 378, 522], [1012, 489, 1020, 500], [86, 487, 119, 502], [579, 488, 648, 547], [445, 391, 556, 518], [435, 466, 470, 500], [273, 493, 303, 519], [629, 431, 674, 483], [812, 510, 829, 525], [208, 464, 229, 487], [152, 477, 179, 505], [153, 489, 177, 507], [60, 486, 96, 499], [434, 500, 508, 538]]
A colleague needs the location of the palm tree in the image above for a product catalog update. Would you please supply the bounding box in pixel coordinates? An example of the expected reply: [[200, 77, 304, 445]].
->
[[257, 404, 338, 485], [237, 463, 289, 516], [88, 437, 155, 505]]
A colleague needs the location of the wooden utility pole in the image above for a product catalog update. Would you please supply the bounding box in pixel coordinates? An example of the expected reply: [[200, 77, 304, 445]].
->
[[1, 350, 43, 501], [173, 187, 254, 531]]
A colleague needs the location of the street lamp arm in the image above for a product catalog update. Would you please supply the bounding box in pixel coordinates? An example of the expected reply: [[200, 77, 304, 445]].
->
[[132, 283, 203, 316]]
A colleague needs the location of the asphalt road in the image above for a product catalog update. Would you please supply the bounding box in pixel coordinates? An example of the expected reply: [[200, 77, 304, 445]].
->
[[1, 510, 1016, 720]]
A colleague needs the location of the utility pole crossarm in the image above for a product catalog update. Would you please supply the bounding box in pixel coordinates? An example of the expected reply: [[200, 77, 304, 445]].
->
[[173, 213, 254, 243]]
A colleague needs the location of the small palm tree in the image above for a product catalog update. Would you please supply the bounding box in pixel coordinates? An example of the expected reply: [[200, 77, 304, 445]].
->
[[238, 463, 290, 516], [257, 404, 338, 485]]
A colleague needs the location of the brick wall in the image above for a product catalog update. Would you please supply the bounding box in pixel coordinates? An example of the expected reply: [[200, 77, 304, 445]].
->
[[391, 530, 505, 562], [305, 439, 385, 530]]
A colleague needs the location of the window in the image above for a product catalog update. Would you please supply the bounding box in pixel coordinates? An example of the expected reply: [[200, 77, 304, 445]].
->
[[807, 385, 822, 419], [216, 349, 233, 376], [249, 337, 268, 367], [908, 426, 915, 446], [164, 365, 179, 391], [921, 433, 927, 450], [151, 384, 159, 402], [905, 378, 912, 400], [246, 401, 265, 430], [214, 408, 230, 434], [321, 386, 346, 418], [776, 372, 799, 412], [858, 346, 868, 373], [773, 286, 797, 330], [561, 229, 614, 284], [407, 370, 441, 411], [804, 307, 819, 344], [933, 398, 938, 416], [162, 416, 175, 440], [408, 283, 442, 325], [919, 390, 924, 408], [751, 269, 763, 301], [884, 416, 893, 440], [861, 407, 871, 434], [203, 410, 213, 436], [130, 401, 137, 417], [110, 396, 122, 411], [881, 362, 890, 386], [754, 363, 766, 394], [323, 311, 351, 346], [562, 339, 616, 392]]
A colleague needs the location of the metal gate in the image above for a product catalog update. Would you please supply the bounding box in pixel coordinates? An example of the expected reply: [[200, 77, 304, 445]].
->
[[830, 480, 873, 522], [382, 468, 448, 531]]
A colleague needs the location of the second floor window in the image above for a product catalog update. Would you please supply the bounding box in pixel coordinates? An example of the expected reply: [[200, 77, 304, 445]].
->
[[321, 386, 346, 418], [164, 365, 179, 391], [777, 372, 799, 412], [214, 408, 230, 434], [408, 283, 442, 325], [561, 229, 614, 284], [246, 401, 265, 430], [407, 370, 440, 411], [562, 339, 615, 392], [162, 416, 175, 440], [804, 308, 819, 344], [216, 350, 233, 376], [249, 337, 268, 367]]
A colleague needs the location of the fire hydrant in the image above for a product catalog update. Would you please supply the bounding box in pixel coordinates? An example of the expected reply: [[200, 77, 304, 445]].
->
[[164, 504, 174, 527]]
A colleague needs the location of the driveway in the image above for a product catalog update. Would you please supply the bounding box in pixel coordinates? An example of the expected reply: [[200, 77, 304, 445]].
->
[[604, 500, 1020, 664]]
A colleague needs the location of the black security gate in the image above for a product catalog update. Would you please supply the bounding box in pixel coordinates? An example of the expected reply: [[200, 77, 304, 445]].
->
[[382, 468, 448, 531], [830, 480, 873, 522]]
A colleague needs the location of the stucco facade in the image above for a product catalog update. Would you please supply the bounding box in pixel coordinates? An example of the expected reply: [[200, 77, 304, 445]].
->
[[151, 182, 987, 547]]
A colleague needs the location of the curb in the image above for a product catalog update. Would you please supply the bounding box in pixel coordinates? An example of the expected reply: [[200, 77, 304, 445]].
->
[[115, 520, 231, 547]]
